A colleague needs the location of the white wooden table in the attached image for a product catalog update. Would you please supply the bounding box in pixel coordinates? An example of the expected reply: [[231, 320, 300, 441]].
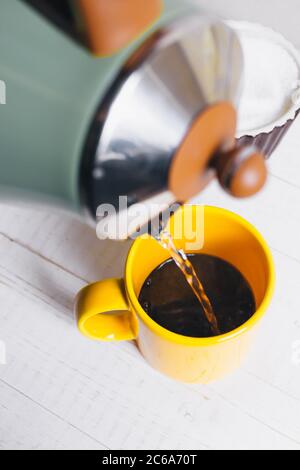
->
[[1, 0, 300, 451]]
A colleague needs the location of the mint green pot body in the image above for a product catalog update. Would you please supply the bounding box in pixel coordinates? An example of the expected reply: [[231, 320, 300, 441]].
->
[[0, 0, 193, 215]]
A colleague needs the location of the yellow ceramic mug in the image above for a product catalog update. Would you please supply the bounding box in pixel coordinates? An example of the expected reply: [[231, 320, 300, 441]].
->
[[75, 206, 275, 383]]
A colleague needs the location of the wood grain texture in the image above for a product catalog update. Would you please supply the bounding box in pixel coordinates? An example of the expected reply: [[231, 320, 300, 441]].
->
[[1, 0, 300, 450]]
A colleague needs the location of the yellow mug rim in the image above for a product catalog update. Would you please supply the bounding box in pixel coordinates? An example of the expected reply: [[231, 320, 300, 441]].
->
[[125, 206, 275, 347]]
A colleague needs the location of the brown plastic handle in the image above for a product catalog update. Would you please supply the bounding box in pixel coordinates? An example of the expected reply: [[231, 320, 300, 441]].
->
[[77, 0, 162, 56], [216, 146, 268, 198]]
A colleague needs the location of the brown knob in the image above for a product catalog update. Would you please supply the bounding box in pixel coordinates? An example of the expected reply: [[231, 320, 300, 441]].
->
[[77, 0, 162, 56], [216, 146, 267, 198]]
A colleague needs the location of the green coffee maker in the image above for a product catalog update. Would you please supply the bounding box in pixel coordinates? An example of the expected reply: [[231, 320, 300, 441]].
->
[[0, 0, 267, 239]]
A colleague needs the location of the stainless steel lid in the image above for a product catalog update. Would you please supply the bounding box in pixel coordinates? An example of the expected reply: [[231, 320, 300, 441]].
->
[[83, 14, 245, 239]]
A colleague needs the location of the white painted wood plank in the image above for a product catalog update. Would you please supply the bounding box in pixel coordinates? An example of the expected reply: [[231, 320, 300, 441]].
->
[[0, 235, 299, 449], [268, 115, 300, 190], [0, 204, 132, 283], [198, 248, 300, 446], [192, 173, 300, 262], [1, 308, 297, 450], [0, 380, 106, 450], [208, 369, 300, 446], [241, 249, 300, 400], [0, 4, 300, 447], [0, 166, 299, 450], [0, 281, 207, 451]]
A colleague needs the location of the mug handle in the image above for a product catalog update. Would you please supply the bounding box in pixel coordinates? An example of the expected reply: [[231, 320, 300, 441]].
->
[[75, 279, 138, 341]]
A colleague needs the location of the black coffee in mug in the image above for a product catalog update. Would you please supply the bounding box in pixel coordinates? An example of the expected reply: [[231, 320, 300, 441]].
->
[[138, 254, 256, 338]]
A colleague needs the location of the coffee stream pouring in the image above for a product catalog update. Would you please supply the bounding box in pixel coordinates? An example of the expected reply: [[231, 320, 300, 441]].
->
[[0, 0, 267, 239]]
